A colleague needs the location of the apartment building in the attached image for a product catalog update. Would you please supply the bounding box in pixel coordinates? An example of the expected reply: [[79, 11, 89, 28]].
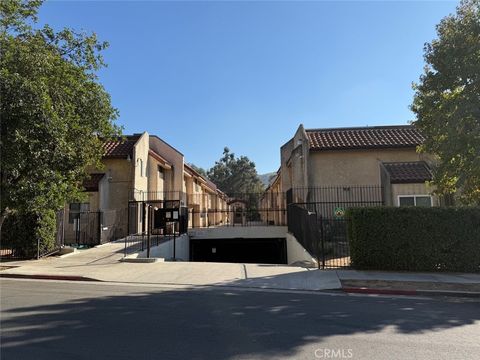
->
[[263, 124, 439, 222], [64, 132, 228, 245]]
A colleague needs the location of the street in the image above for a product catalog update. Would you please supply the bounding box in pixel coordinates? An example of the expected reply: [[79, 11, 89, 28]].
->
[[1, 279, 479, 360]]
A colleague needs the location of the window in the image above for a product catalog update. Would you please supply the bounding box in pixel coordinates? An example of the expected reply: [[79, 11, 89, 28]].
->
[[398, 195, 432, 207], [158, 165, 164, 180], [137, 158, 144, 177], [68, 203, 90, 223], [194, 179, 200, 192]]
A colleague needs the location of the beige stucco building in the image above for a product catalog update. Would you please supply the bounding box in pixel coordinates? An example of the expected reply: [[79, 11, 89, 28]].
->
[[260, 169, 286, 225], [64, 132, 229, 245], [263, 124, 439, 222]]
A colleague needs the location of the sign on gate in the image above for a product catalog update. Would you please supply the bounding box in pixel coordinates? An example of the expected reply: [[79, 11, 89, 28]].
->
[[334, 207, 345, 219]]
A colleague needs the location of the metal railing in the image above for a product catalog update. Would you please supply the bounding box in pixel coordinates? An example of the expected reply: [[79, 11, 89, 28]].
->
[[130, 190, 187, 203], [123, 232, 177, 257], [189, 208, 287, 227], [288, 186, 384, 217]]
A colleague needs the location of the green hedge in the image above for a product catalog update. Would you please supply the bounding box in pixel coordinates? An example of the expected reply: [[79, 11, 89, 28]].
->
[[347, 207, 480, 273]]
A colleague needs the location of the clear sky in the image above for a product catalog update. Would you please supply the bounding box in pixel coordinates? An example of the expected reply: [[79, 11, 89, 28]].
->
[[39, 0, 459, 174]]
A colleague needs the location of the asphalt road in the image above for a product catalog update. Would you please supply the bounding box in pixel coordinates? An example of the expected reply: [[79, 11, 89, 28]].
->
[[1, 279, 479, 360]]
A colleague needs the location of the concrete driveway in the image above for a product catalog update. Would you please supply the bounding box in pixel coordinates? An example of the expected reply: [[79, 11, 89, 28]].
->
[[1, 242, 342, 291]]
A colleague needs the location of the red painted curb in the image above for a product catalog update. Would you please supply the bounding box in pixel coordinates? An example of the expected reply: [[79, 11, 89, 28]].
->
[[342, 287, 417, 296], [0, 273, 100, 282]]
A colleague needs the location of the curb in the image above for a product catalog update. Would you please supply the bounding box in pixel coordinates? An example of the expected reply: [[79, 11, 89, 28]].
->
[[0, 273, 100, 282], [343, 287, 480, 298], [121, 257, 163, 263], [342, 287, 417, 296]]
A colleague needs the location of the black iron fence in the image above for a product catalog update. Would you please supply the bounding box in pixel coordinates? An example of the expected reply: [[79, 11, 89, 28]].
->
[[287, 204, 351, 269], [61, 208, 127, 247], [286, 186, 385, 269], [125, 200, 189, 257], [189, 208, 287, 227], [123, 233, 177, 257], [289, 186, 384, 218]]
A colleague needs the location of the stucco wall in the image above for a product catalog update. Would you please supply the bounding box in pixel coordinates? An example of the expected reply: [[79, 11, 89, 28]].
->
[[280, 125, 309, 193], [147, 154, 167, 197], [101, 158, 132, 210], [149, 135, 184, 196], [391, 183, 439, 206], [307, 148, 428, 186], [286, 233, 318, 266], [132, 132, 150, 199], [188, 226, 288, 239]]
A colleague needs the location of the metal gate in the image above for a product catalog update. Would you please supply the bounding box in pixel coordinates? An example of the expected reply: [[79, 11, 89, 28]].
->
[[64, 211, 100, 246], [124, 200, 188, 257], [287, 186, 384, 269]]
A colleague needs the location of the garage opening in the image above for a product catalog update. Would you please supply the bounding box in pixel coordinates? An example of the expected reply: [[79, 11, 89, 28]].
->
[[190, 238, 287, 264]]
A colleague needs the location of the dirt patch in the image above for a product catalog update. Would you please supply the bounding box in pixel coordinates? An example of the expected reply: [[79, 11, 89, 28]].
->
[[341, 279, 480, 293]]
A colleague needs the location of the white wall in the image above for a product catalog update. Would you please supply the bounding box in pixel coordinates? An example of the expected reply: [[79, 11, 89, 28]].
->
[[126, 234, 190, 261], [188, 226, 288, 239], [286, 233, 318, 266]]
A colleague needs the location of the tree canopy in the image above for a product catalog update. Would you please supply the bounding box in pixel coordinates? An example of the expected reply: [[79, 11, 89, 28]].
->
[[0, 0, 120, 238], [207, 147, 264, 195], [411, 0, 480, 205], [188, 163, 208, 179]]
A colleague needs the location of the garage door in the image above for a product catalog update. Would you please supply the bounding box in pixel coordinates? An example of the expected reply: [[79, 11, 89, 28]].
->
[[190, 238, 287, 264]]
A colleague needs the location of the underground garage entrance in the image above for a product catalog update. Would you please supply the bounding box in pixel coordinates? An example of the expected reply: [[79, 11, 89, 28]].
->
[[190, 238, 287, 264]]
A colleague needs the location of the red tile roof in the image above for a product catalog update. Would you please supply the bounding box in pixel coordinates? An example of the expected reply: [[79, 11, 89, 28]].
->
[[83, 173, 105, 192], [103, 135, 141, 158], [306, 125, 424, 151], [383, 161, 432, 184]]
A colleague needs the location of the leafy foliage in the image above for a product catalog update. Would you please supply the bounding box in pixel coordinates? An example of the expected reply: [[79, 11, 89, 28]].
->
[[1, 209, 56, 258], [207, 147, 264, 195], [411, 0, 480, 204], [0, 0, 120, 251], [347, 207, 480, 273], [188, 163, 208, 179]]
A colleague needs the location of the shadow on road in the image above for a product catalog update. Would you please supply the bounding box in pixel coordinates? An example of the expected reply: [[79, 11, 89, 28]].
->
[[1, 278, 479, 359]]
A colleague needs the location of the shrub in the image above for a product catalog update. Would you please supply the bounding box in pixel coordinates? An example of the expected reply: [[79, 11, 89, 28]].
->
[[347, 207, 480, 273], [1, 210, 57, 258]]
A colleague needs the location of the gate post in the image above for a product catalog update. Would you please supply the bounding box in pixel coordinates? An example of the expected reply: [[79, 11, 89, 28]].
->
[[147, 205, 151, 258], [319, 216, 326, 269]]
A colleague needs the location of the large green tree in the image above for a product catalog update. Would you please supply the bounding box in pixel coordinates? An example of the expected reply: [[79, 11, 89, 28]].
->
[[411, 0, 480, 205], [207, 147, 264, 195], [0, 1, 120, 245]]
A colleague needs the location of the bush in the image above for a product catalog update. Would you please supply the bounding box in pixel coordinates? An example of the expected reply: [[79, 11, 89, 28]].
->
[[347, 207, 480, 273], [1, 210, 57, 258]]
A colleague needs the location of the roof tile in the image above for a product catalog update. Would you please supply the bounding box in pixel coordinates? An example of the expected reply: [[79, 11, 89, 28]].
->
[[306, 125, 424, 151], [103, 135, 141, 158], [383, 161, 433, 184]]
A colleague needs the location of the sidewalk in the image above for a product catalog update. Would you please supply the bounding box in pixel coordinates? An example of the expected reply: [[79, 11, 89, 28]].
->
[[0, 242, 341, 291], [1, 244, 479, 296], [337, 269, 480, 297]]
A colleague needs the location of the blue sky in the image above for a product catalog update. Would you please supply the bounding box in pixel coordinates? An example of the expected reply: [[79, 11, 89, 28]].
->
[[39, 0, 458, 174]]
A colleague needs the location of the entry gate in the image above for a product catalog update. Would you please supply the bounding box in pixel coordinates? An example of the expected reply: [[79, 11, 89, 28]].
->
[[286, 186, 384, 269], [125, 200, 188, 257]]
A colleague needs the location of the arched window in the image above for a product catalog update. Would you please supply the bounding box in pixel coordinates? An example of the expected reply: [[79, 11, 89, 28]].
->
[[137, 158, 144, 177]]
